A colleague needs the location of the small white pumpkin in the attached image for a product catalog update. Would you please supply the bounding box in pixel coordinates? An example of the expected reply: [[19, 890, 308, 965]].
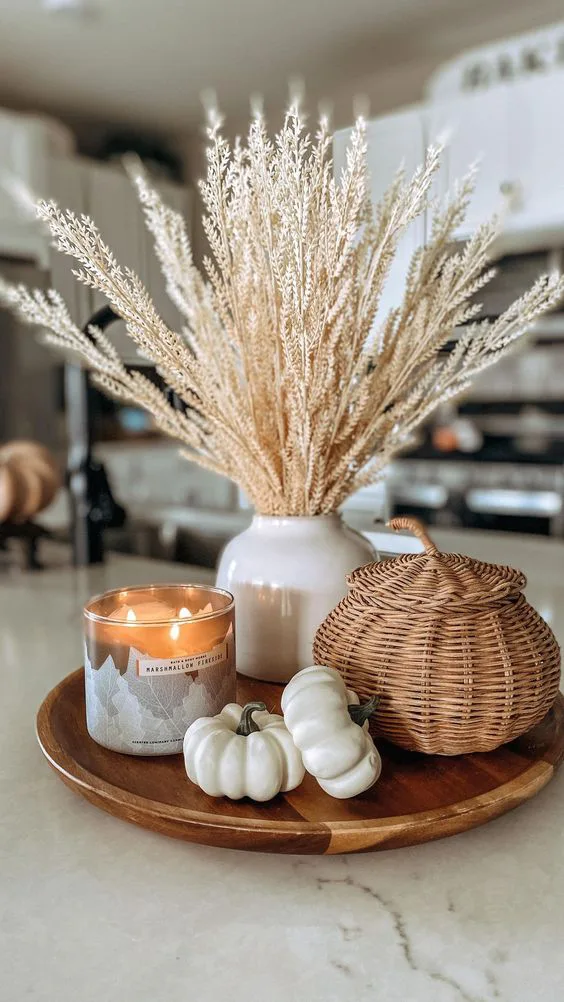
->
[[183, 700, 305, 802], [281, 665, 382, 799]]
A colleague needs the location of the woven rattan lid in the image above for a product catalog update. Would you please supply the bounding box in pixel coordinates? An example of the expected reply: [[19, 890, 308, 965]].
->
[[347, 516, 526, 613]]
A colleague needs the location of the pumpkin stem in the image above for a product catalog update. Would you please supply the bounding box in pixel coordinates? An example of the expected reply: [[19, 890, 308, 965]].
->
[[387, 516, 439, 556], [348, 695, 380, 727], [236, 701, 267, 736]]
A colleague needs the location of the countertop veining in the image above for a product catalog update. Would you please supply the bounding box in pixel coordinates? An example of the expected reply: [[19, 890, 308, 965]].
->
[[1, 532, 563, 1002]]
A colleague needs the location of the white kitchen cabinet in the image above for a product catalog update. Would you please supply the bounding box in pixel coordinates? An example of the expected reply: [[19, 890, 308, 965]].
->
[[46, 156, 92, 326], [82, 163, 191, 362], [0, 113, 48, 263], [334, 106, 426, 329], [425, 86, 511, 239], [143, 180, 191, 335], [0, 107, 192, 342], [504, 72, 564, 244], [86, 162, 145, 362]]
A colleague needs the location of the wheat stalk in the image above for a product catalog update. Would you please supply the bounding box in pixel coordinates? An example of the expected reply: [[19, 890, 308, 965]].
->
[[1, 105, 562, 514]]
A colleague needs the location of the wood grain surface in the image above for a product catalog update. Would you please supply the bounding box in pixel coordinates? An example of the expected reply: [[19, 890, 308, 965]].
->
[[36, 670, 564, 855]]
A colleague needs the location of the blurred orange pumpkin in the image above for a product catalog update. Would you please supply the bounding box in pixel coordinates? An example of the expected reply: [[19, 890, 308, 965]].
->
[[0, 441, 60, 524]]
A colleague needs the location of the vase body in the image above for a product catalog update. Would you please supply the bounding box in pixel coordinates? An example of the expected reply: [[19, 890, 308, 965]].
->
[[216, 514, 375, 683]]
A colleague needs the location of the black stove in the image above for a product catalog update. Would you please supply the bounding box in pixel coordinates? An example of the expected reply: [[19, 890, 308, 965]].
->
[[388, 400, 564, 536]]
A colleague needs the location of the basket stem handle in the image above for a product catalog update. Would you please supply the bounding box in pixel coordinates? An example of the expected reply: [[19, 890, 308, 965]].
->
[[387, 516, 439, 556]]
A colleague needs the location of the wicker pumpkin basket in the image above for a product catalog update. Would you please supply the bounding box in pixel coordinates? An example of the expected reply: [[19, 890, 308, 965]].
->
[[313, 516, 561, 755]]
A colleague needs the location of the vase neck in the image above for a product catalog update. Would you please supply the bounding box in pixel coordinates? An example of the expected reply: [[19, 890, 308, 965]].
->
[[251, 513, 342, 533]]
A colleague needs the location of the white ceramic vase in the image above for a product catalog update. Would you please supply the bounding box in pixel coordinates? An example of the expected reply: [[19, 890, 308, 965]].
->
[[216, 514, 376, 683]]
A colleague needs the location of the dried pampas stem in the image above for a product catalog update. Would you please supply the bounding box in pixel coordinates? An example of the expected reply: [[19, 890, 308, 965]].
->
[[1, 106, 562, 514]]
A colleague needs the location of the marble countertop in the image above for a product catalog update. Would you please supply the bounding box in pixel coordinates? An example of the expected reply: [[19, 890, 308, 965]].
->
[[1, 532, 564, 1002]]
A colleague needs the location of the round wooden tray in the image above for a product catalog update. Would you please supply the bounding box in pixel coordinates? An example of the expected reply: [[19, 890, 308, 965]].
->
[[36, 669, 564, 855]]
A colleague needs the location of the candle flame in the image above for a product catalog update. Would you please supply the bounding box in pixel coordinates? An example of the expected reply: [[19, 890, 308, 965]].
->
[[126, 609, 137, 622], [170, 607, 190, 641]]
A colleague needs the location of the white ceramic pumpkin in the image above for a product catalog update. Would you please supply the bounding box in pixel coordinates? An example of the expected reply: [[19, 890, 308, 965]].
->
[[183, 700, 305, 802], [281, 665, 382, 799]]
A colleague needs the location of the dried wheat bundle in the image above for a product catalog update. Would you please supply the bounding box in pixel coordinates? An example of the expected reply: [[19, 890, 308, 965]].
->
[[1, 105, 562, 514]]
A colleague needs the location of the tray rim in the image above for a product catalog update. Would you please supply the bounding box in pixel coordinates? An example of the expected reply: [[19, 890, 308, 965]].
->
[[36, 669, 564, 854]]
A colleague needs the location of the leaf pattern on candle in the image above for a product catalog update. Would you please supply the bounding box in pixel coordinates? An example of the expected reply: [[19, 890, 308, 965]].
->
[[85, 637, 130, 674], [85, 651, 145, 752], [84, 643, 236, 755], [128, 650, 194, 730]]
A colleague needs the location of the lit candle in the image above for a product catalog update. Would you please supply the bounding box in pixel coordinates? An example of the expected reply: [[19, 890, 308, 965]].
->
[[97, 598, 219, 659], [83, 584, 236, 756], [108, 600, 175, 622]]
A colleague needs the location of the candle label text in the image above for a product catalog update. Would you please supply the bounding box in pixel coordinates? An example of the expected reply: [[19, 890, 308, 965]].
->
[[137, 641, 228, 677]]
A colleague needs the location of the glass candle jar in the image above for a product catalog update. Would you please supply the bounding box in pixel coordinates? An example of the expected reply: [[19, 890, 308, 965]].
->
[[83, 584, 235, 755]]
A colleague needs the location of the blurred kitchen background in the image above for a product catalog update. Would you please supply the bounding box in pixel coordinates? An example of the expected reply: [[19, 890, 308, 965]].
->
[[2, 0, 564, 569]]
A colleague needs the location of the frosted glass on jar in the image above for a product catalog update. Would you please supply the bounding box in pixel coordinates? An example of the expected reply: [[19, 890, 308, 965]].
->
[[83, 584, 235, 755]]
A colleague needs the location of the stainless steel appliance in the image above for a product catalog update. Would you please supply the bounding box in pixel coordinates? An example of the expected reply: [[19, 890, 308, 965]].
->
[[0, 259, 61, 451], [388, 455, 564, 537], [388, 249, 564, 535]]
